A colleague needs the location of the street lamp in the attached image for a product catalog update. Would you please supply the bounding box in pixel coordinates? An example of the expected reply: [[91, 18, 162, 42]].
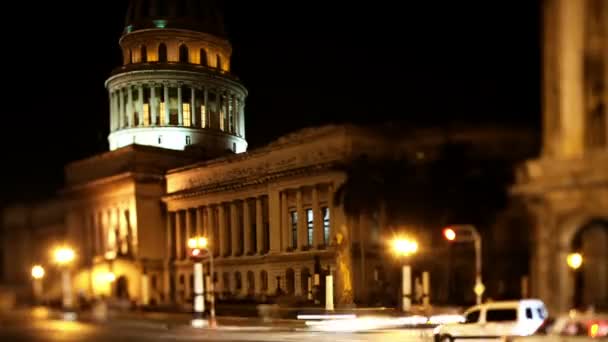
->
[[53, 246, 76, 320], [187, 236, 215, 328], [443, 225, 484, 305], [567, 252, 583, 270], [391, 237, 418, 312], [31, 265, 45, 304]]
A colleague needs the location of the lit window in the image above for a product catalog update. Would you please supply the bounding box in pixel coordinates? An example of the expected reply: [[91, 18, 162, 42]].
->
[[186, 136, 191, 145], [290, 211, 298, 249], [322, 207, 330, 245], [201, 105, 206, 128], [143, 104, 150, 126], [159, 102, 166, 125], [306, 209, 313, 247], [183, 103, 191, 127]]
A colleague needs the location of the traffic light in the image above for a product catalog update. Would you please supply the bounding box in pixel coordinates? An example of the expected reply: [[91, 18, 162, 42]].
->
[[443, 227, 456, 241]]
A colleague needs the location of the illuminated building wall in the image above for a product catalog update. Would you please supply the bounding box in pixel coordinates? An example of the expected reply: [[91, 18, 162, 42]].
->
[[514, 0, 608, 314]]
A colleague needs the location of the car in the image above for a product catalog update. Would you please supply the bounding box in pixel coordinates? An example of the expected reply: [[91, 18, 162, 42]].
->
[[433, 299, 548, 341], [546, 311, 608, 338]]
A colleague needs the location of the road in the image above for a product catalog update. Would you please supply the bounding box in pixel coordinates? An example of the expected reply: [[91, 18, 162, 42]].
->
[[0, 309, 434, 342]]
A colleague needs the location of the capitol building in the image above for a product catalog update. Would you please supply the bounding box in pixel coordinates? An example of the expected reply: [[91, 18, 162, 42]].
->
[[1, 0, 536, 309]]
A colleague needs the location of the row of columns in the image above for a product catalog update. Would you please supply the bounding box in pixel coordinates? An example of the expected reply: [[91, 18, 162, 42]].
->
[[109, 83, 244, 136], [167, 196, 268, 262], [86, 207, 134, 258], [166, 185, 335, 265], [282, 185, 332, 251]]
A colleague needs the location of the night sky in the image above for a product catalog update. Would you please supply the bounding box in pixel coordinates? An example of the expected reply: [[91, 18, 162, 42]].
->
[[0, 1, 541, 205]]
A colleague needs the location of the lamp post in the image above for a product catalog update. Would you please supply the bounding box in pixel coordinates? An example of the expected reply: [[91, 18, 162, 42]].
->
[[53, 246, 76, 320], [31, 265, 45, 304], [391, 237, 418, 312], [567, 252, 583, 308], [187, 236, 216, 328], [443, 225, 484, 305]]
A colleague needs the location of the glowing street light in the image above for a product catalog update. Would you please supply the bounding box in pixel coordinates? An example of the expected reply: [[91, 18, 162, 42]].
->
[[391, 236, 418, 312], [443, 225, 484, 305], [31, 265, 45, 304], [52, 246, 76, 320], [187, 236, 215, 328], [31, 265, 45, 279], [53, 247, 75, 266], [567, 252, 583, 270], [443, 228, 456, 241], [392, 238, 419, 257]]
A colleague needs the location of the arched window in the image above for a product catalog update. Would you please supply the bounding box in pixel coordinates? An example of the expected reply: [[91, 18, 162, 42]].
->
[[158, 43, 167, 63], [216, 55, 222, 70], [260, 270, 268, 292], [140, 45, 147, 63], [247, 271, 255, 295], [286, 268, 295, 295], [200, 48, 208, 66], [179, 44, 189, 63], [128, 48, 133, 64]]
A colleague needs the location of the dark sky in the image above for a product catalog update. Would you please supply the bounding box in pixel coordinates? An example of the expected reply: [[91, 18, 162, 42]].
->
[[0, 1, 541, 204]]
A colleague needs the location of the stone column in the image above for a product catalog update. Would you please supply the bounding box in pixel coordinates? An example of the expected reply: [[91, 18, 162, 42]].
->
[[109, 92, 115, 131], [203, 88, 208, 128], [138, 84, 144, 126], [150, 85, 158, 125], [196, 207, 203, 236], [256, 197, 264, 254], [164, 212, 173, 303], [225, 92, 230, 132], [164, 84, 170, 125], [175, 211, 182, 260], [230, 202, 239, 256], [191, 87, 197, 127], [239, 97, 246, 139], [232, 95, 238, 134], [177, 85, 183, 126], [218, 204, 227, 257], [312, 185, 322, 248], [268, 190, 281, 253], [281, 191, 289, 250], [119, 88, 125, 129], [127, 86, 134, 127], [243, 199, 251, 254], [185, 209, 193, 244], [207, 206, 216, 256], [296, 189, 307, 249]]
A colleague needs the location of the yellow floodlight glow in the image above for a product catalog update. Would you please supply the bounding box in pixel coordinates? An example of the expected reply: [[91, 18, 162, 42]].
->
[[53, 247, 75, 265], [31, 265, 45, 279]]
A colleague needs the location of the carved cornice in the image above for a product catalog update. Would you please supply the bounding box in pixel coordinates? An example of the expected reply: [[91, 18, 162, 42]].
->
[[163, 162, 339, 201]]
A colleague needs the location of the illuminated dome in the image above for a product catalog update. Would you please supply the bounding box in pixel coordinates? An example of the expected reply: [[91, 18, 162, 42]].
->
[[107, 0, 247, 155], [124, 0, 226, 37]]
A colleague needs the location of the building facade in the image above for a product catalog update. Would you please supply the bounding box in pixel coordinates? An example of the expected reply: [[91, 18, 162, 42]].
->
[[1, 0, 538, 309], [513, 0, 608, 314]]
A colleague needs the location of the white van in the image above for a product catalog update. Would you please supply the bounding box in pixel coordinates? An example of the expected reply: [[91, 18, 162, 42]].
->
[[433, 299, 548, 341]]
